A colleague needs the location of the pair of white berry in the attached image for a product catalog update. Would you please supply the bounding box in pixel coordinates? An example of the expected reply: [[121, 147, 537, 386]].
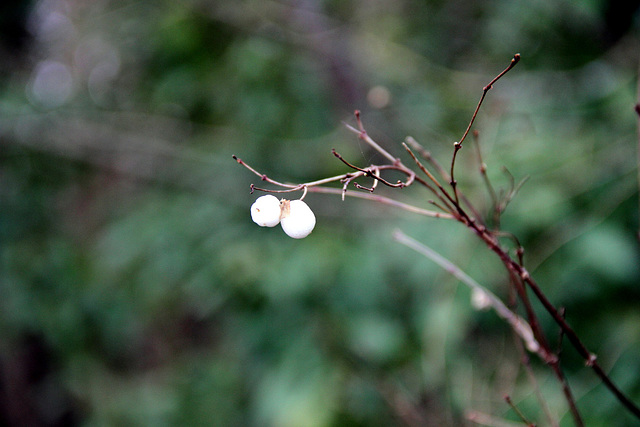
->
[[250, 195, 316, 239]]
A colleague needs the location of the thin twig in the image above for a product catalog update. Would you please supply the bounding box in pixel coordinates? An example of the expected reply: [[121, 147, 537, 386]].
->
[[401, 142, 456, 212], [404, 137, 485, 223], [504, 395, 535, 426], [472, 130, 499, 223], [308, 187, 453, 218], [332, 149, 412, 188], [400, 143, 585, 425], [233, 154, 453, 219], [235, 53, 640, 420], [405, 136, 451, 180], [514, 335, 558, 427], [392, 229, 542, 356], [458, 53, 521, 148], [447, 214, 585, 424], [344, 110, 398, 164], [468, 220, 640, 420], [234, 154, 364, 190], [450, 53, 521, 203]]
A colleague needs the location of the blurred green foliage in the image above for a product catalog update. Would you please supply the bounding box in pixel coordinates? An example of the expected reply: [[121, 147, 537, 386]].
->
[[1, 0, 639, 426]]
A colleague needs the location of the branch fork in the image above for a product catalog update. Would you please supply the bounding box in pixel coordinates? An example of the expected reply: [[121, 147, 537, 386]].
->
[[234, 53, 640, 424]]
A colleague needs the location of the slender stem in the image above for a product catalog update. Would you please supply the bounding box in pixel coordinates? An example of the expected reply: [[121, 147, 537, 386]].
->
[[304, 172, 364, 187], [458, 53, 521, 148], [332, 149, 411, 188], [549, 360, 584, 426], [479, 231, 583, 425], [308, 187, 453, 218], [450, 53, 520, 203], [472, 130, 498, 219], [234, 154, 454, 219], [504, 395, 535, 427], [393, 230, 541, 357], [449, 142, 463, 204], [344, 110, 398, 164], [401, 143, 457, 212], [405, 136, 450, 181], [468, 221, 640, 420], [515, 339, 558, 427], [395, 228, 583, 423], [234, 154, 357, 190]]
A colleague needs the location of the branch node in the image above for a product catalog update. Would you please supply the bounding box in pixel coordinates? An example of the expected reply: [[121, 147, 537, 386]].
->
[[586, 354, 598, 367]]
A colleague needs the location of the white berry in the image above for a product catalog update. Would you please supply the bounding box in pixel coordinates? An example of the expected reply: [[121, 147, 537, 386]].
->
[[251, 195, 282, 227], [280, 199, 316, 239]]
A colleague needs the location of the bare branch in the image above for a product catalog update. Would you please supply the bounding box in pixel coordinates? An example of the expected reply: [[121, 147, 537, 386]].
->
[[450, 53, 521, 203], [234, 52, 640, 421], [405, 136, 450, 181], [392, 229, 542, 357], [504, 395, 536, 427], [458, 53, 521, 148], [343, 110, 398, 164], [472, 130, 498, 218], [309, 187, 454, 218], [332, 149, 412, 189]]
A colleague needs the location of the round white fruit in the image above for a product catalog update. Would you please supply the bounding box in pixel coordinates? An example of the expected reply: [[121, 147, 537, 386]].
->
[[280, 199, 316, 239], [250, 195, 282, 227]]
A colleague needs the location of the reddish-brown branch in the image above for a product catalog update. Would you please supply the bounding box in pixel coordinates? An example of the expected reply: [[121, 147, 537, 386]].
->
[[332, 149, 411, 188], [467, 220, 640, 420], [504, 395, 536, 427], [450, 53, 520, 203], [234, 53, 640, 421]]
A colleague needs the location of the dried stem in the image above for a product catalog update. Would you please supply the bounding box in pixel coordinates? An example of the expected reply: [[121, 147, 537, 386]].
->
[[472, 130, 499, 224], [504, 395, 535, 427], [332, 149, 412, 188], [308, 187, 453, 218], [234, 52, 640, 423], [404, 137, 485, 222], [468, 219, 640, 420], [405, 136, 450, 180], [344, 110, 398, 164], [459, 54, 521, 148], [515, 337, 558, 427], [401, 142, 456, 212], [393, 230, 542, 357], [393, 229, 585, 425], [234, 154, 453, 219], [450, 53, 521, 203]]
